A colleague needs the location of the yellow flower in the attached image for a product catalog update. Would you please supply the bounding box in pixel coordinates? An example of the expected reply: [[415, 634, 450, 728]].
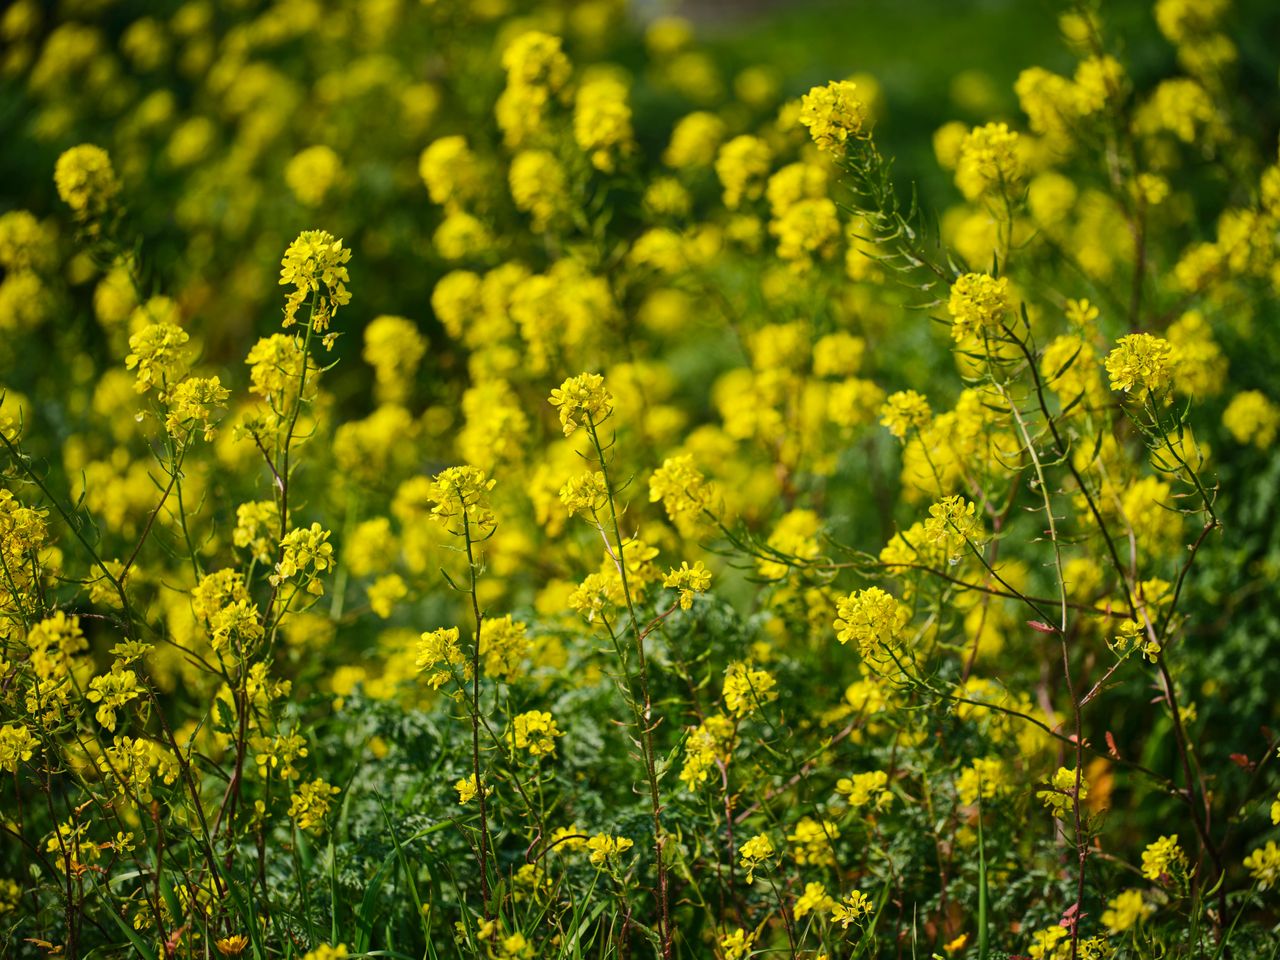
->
[[799, 80, 868, 154], [831, 889, 874, 928], [1102, 888, 1152, 933], [1038, 766, 1087, 817], [879, 390, 932, 439], [834, 587, 910, 665], [165, 376, 230, 440], [574, 75, 633, 173], [1244, 840, 1280, 889], [559, 471, 609, 518], [955, 122, 1023, 201], [285, 145, 344, 207], [1141, 834, 1188, 882], [215, 935, 250, 956], [794, 881, 835, 918], [0, 724, 38, 773], [586, 833, 634, 867], [125, 322, 190, 395], [722, 661, 777, 717], [288, 779, 340, 832], [663, 561, 712, 610], [738, 833, 775, 883], [947, 273, 1010, 341], [427, 465, 497, 533], [416, 627, 468, 690], [720, 927, 755, 960], [54, 144, 120, 218], [509, 710, 563, 757], [271, 523, 336, 596], [715, 135, 772, 209], [923, 495, 985, 561], [548, 373, 613, 436], [1105, 333, 1176, 395], [836, 769, 892, 811], [278, 230, 352, 332]]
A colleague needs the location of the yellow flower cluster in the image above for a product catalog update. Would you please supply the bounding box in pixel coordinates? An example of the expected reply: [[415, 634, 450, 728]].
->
[[799, 80, 868, 154]]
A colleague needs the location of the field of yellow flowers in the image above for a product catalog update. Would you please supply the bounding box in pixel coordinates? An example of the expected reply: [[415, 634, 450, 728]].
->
[[3, 0, 1280, 957]]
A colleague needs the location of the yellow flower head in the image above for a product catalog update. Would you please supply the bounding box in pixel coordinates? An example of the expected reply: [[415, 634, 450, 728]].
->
[[55, 144, 121, 219], [278, 230, 352, 332], [549, 373, 613, 436], [799, 80, 868, 154]]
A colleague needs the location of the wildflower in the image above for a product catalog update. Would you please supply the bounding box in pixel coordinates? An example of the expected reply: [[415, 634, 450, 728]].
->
[[479, 615, 530, 681], [285, 145, 344, 207], [1102, 889, 1152, 933], [1244, 841, 1280, 889], [215, 936, 250, 956], [879, 390, 932, 439], [1028, 927, 1068, 959], [813, 332, 866, 377], [663, 561, 712, 610], [368, 575, 408, 619], [26, 612, 88, 681], [548, 373, 612, 436], [271, 523, 335, 596], [955, 122, 1023, 201], [770, 197, 841, 266], [245, 333, 315, 404], [501, 31, 571, 93], [455, 774, 481, 804], [720, 928, 755, 960], [559, 471, 608, 517], [642, 177, 691, 217], [837, 770, 893, 811], [947, 273, 1010, 341], [586, 833, 634, 868], [664, 111, 726, 168], [574, 75, 634, 173], [418, 136, 482, 209], [1141, 834, 1188, 882], [288, 779, 340, 832], [738, 833, 775, 883], [278, 230, 352, 332], [1105, 333, 1176, 395], [509, 150, 568, 231], [1223, 390, 1280, 448], [416, 627, 468, 690], [799, 80, 868, 154], [649, 455, 714, 532], [1038, 766, 1087, 817], [956, 757, 1007, 806], [54, 144, 120, 219], [550, 825, 587, 853], [86, 665, 143, 730], [125, 322, 190, 394], [715, 135, 772, 209], [834, 587, 910, 665], [788, 816, 839, 867], [794, 881, 835, 918], [165, 376, 230, 440], [509, 710, 563, 758], [0, 724, 38, 773], [427, 465, 497, 533], [679, 714, 736, 791], [831, 889, 875, 928], [234, 501, 283, 563], [722, 662, 777, 717], [923, 495, 985, 561], [301, 945, 348, 960], [363, 315, 427, 402]]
